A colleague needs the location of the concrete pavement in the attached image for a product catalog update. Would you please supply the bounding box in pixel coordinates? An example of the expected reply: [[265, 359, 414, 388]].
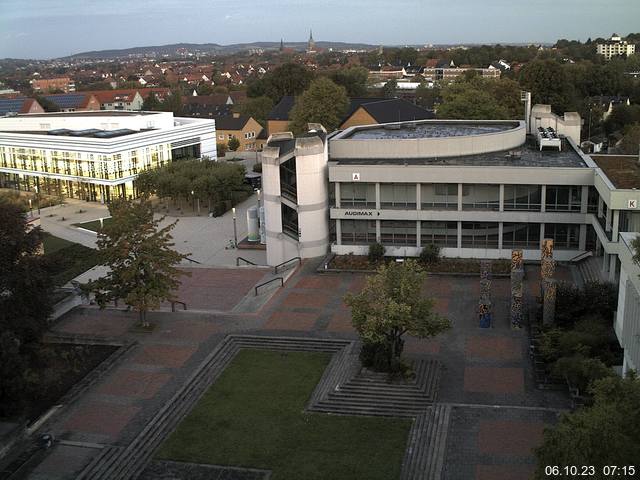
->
[[39, 196, 267, 267]]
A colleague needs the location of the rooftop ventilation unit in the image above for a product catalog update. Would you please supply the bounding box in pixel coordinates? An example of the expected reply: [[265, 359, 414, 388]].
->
[[536, 127, 561, 151]]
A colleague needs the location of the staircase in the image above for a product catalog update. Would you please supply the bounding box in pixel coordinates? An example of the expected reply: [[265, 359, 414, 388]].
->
[[76, 335, 350, 480], [576, 256, 604, 285], [401, 405, 452, 480], [310, 359, 441, 417]]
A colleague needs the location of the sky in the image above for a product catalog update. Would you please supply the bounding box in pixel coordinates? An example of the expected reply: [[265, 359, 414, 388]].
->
[[1, 0, 639, 59]]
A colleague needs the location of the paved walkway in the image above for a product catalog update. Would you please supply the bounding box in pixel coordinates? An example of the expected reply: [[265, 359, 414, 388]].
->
[[14, 260, 573, 480], [39, 196, 266, 267]]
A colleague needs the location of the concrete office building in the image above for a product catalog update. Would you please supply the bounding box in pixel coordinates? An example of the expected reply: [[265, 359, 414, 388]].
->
[[0, 110, 216, 202], [261, 104, 640, 377], [596, 34, 636, 60]]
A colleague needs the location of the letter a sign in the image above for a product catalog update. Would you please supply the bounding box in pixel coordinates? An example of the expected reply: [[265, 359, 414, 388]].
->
[[628, 199, 637, 209], [352, 172, 361, 181]]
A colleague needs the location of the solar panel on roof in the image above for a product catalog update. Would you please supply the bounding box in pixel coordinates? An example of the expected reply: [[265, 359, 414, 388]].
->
[[0, 98, 27, 115], [43, 94, 85, 109]]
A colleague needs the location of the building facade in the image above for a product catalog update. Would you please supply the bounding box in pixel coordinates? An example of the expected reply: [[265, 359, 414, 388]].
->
[[31, 77, 76, 93], [0, 111, 216, 202], [260, 110, 640, 377], [596, 34, 636, 60]]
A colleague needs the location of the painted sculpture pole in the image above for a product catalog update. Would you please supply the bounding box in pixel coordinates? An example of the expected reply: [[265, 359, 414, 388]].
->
[[479, 260, 492, 328], [510, 249, 524, 329], [540, 238, 556, 325]]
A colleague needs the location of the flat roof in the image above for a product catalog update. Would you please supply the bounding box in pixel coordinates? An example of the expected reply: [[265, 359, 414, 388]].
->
[[0, 128, 153, 138], [592, 155, 640, 189], [343, 121, 519, 140], [332, 137, 587, 168], [14, 111, 158, 118]]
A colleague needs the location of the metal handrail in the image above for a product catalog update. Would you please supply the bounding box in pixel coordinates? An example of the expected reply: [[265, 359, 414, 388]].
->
[[236, 256, 258, 266], [255, 277, 283, 296], [185, 256, 202, 265], [568, 251, 593, 263], [171, 301, 187, 312], [274, 256, 301, 274]]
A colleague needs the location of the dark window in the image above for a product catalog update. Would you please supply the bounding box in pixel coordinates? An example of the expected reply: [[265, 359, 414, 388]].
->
[[502, 223, 540, 249], [421, 221, 458, 247], [341, 220, 377, 245], [461, 222, 499, 248], [380, 220, 417, 246]]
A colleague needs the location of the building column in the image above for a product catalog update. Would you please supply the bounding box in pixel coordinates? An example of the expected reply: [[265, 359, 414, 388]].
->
[[609, 254, 617, 283], [335, 219, 342, 246], [416, 221, 421, 248], [612, 210, 620, 241], [605, 206, 612, 232], [580, 185, 589, 214], [335, 182, 341, 208], [598, 196, 603, 218], [457, 184, 463, 211], [376, 219, 381, 243], [375, 183, 381, 210], [579, 224, 587, 251], [539, 223, 545, 248], [416, 183, 421, 211], [602, 252, 609, 274], [457, 221, 462, 249], [499, 184, 505, 212], [498, 222, 504, 250], [540, 185, 546, 213]]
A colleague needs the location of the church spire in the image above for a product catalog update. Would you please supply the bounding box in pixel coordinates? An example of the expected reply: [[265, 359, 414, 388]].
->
[[307, 29, 316, 54], [280, 38, 284, 52]]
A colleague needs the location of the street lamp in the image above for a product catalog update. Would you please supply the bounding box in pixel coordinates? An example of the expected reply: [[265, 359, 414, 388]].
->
[[232, 207, 238, 248], [34, 184, 41, 215], [191, 190, 195, 213]]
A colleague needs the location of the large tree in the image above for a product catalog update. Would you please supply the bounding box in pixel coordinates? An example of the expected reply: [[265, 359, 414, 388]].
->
[[0, 198, 53, 415], [86, 197, 188, 327], [344, 260, 450, 372], [438, 81, 508, 120], [247, 63, 315, 102], [328, 66, 370, 97], [237, 95, 274, 127], [519, 59, 576, 113], [535, 373, 640, 478], [619, 123, 640, 155], [288, 77, 349, 134]]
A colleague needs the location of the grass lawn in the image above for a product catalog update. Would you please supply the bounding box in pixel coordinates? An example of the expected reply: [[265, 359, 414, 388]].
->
[[156, 349, 412, 480], [42, 233, 101, 286], [73, 217, 112, 232]]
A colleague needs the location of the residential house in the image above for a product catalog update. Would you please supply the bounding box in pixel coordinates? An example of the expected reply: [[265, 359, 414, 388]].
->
[[214, 113, 263, 151], [91, 90, 145, 111], [31, 77, 76, 93], [0, 97, 45, 116], [42, 93, 101, 112]]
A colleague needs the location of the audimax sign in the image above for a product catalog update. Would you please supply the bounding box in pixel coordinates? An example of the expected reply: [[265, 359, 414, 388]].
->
[[344, 211, 380, 216]]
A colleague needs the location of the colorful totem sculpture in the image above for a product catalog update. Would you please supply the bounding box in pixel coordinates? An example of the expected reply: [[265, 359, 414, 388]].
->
[[540, 238, 557, 325], [479, 260, 492, 328], [510, 249, 524, 328]]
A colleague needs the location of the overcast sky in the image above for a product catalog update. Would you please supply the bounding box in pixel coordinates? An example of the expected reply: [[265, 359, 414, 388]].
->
[[1, 0, 639, 59]]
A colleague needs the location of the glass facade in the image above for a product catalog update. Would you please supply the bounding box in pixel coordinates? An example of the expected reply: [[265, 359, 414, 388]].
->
[[421, 183, 457, 210], [461, 222, 499, 248], [462, 184, 500, 211], [544, 223, 580, 249], [503, 185, 542, 211], [380, 183, 416, 209], [340, 182, 376, 208], [502, 223, 541, 249], [341, 220, 377, 245], [0, 143, 171, 201], [380, 220, 416, 246], [421, 221, 458, 247], [545, 186, 581, 212]]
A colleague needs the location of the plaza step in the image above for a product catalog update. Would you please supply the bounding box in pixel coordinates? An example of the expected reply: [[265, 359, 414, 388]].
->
[[577, 256, 604, 285], [75, 335, 353, 480], [400, 404, 452, 480]]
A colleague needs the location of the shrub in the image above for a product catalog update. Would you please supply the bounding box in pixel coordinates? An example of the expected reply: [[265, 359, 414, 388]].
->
[[253, 162, 263, 173], [368, 242, 385, 263], [555, 281, 617, 328], [419, 244, 441, 264], [359, 340, 411, 378], [552, 354, 614, 393], [216, 142, 227, 157], [228, 137, 240, 151]]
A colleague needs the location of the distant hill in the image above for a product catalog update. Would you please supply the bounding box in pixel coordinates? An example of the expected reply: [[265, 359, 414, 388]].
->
[[64, 41, 379, 59]]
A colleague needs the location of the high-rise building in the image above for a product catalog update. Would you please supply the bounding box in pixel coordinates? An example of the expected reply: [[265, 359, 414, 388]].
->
[[596, 33, 636, 60]]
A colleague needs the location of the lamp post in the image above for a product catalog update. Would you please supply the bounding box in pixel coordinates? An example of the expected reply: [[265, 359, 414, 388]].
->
[[99, 217, 104, 229], [232, 207, 238, 248], [28, 198, 33, 217], [34, 184, 41, 215], [191, 190, 195, 213]]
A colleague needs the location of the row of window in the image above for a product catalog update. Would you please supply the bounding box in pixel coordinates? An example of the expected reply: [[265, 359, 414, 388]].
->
[[0, 147, 166, 180], [337, 183, 597, 213], [339, 220, 582, 250]]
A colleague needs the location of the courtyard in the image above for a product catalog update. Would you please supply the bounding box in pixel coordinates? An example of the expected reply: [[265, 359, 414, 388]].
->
[[3, 257, 574, 480]]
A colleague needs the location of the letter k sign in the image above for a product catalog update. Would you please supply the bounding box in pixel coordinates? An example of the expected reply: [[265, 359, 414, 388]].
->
[[629, 199, 637, 209]]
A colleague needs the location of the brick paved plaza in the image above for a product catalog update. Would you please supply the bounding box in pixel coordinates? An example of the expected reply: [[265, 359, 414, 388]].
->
[[17, 260, 575, 479]]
